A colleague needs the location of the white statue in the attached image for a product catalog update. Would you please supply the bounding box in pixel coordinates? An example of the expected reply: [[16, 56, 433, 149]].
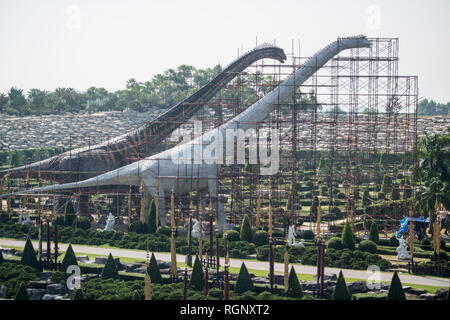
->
[[191, 218, 206, 238], [287, 225, 305, 247], [396, 235, 410, 260], [103, 212, 117, 232], [17, 207, 32, 226]]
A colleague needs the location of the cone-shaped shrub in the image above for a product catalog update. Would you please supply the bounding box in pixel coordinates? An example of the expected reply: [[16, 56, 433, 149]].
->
[[132, 290, 141, 300], [21, 237, 41, 270], [189, 256, 204, 291], [0, 249, 3, 264], [240, 214, 253, 243], [341, 221, 355, 251], [72, 289, 84, 300], [148, 199, 157, 234], [15, 282, 29, 300], [64, 200, 76, 227], [101, 253, 119, 280], [147, 253, 163, 284], [446, 286, 450, 301], [234, 262, 254, 294], [288, 266, 303, 298], [60, 244, 78, 273], [332, 270, 351, 300], [387, 271, 406, 300], [369, 221, 379, 244]]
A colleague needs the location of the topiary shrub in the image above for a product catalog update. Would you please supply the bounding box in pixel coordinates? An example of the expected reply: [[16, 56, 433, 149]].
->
[[0, 249, 3, 264], [332, 270, 351, 300], [302, 230, 315, 240], [387, 271, 406, 300], [14, 282, 29, 300], [234, 262, 254, 295], [389, 235, 399, 247], [147, 253, 163, 284], [358, 240, 378, 254], [420, 238, 432, 251], [378, 192, 385, 200], [288, 266, 303, 299], [60, 244, 78, 273], [240, 214, 253, 243], [327, 237, 342, 250], [73, 216, 91, 230], [148, 199, 157, 234], [189, 256, 204, 291], [391, 186, 400, 200], [21, 237, 41, 270], [130, 221, 149, 234], [341, 221, 355, 251], [64, 200, 76, 227], [253, 230, 269, 246], [369, 221, 379, 244], [101, 253, 119, 280], [225, 230, 240, 242], [156, 226, 171, 237], [72, 289, 84, 300]]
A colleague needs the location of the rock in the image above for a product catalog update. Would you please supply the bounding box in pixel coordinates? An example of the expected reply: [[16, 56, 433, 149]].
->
[[347, 281, 368, 294], [46, 283, 67, 295], [0, 285, 7, 299], [38, 272, 54, 281], [251, 277, 269, 284], [273, 274, 284, 285], [303, 280, 318, 291], [120, 262, 143, 272], [26, 288, 46, 300], [157, 260, 171, 269], [133, 267, 147, 274], [94, 257, 107, 264], [419, 293, 437, 300], [42, 294, 66, 300], [0, 247, 16, 255], [28, 280, 51, 289], [435, 288, 449, 300], [402, 286, 412, 292], [159, 268, 171, 274], [14, 250, 23, 257], [77, 255, 90, 263], [408, 288, 427, 296]]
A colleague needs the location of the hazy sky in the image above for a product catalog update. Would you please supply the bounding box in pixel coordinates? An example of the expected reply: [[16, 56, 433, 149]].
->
[[1, 0, 449, 102]]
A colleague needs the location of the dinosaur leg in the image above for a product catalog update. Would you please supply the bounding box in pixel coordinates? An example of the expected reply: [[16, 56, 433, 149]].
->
[[207, 172, 225, 234]]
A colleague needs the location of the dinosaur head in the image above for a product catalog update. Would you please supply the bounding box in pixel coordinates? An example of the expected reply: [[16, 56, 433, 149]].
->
[[338, 35, 371, 50], [250, 43, 287, 63]]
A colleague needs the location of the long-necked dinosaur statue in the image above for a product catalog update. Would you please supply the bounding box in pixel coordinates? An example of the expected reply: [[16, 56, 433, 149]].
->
[[6, 36, 372, 231], [0, 45, 287, 182]]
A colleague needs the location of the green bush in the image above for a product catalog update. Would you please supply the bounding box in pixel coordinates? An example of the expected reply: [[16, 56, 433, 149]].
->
[[389, 235, 399, 247], [21, 237, 41, 270], [156, 226, 171, 237], [332, 270, 351, 300], [302, 230, 315, 240], [73, 216, 91, 230], [64, 200, 76, 227], [254, 230, 269, 246], [148, 199, 157, 234], [369, 221, 379, 244], [60, 244, 78, 273], [341, 221, 355, 251], [326, 237, 342, 250], [0, 249, 3, 264], [358, 240, 378, 254], [72, 289, 84, 300], [225, 230, 240, 242], [0, 262, 39, 298], [14, 282, 29, 300], [387, 272, 406, 300], [189, 256, 204, 291], [130, 221, 149, 234], [147, 253, 163, 284], [240, 214, 253, 243], [234, 262, 254, 295], [288, 266, 303, 299], [101, 253, 119, 280]]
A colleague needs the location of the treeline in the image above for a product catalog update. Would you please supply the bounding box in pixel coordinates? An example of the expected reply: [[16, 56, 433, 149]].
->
[[418, 99, 450, 116], [0, 64, 223, 116]]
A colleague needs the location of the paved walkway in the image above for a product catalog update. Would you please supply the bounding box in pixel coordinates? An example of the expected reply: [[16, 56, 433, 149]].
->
[[1, 238, 449, 288]]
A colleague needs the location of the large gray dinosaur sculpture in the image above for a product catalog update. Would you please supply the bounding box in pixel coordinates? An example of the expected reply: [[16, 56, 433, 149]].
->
[[7, 36, 372, 231], [0, 45, 287, 182]]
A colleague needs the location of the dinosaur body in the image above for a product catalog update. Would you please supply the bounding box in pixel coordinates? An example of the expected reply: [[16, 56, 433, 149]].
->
[[7, 36, 372, 231]]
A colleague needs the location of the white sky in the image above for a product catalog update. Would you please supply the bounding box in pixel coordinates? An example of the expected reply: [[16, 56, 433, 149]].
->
[[1, 0, 449, 102]]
